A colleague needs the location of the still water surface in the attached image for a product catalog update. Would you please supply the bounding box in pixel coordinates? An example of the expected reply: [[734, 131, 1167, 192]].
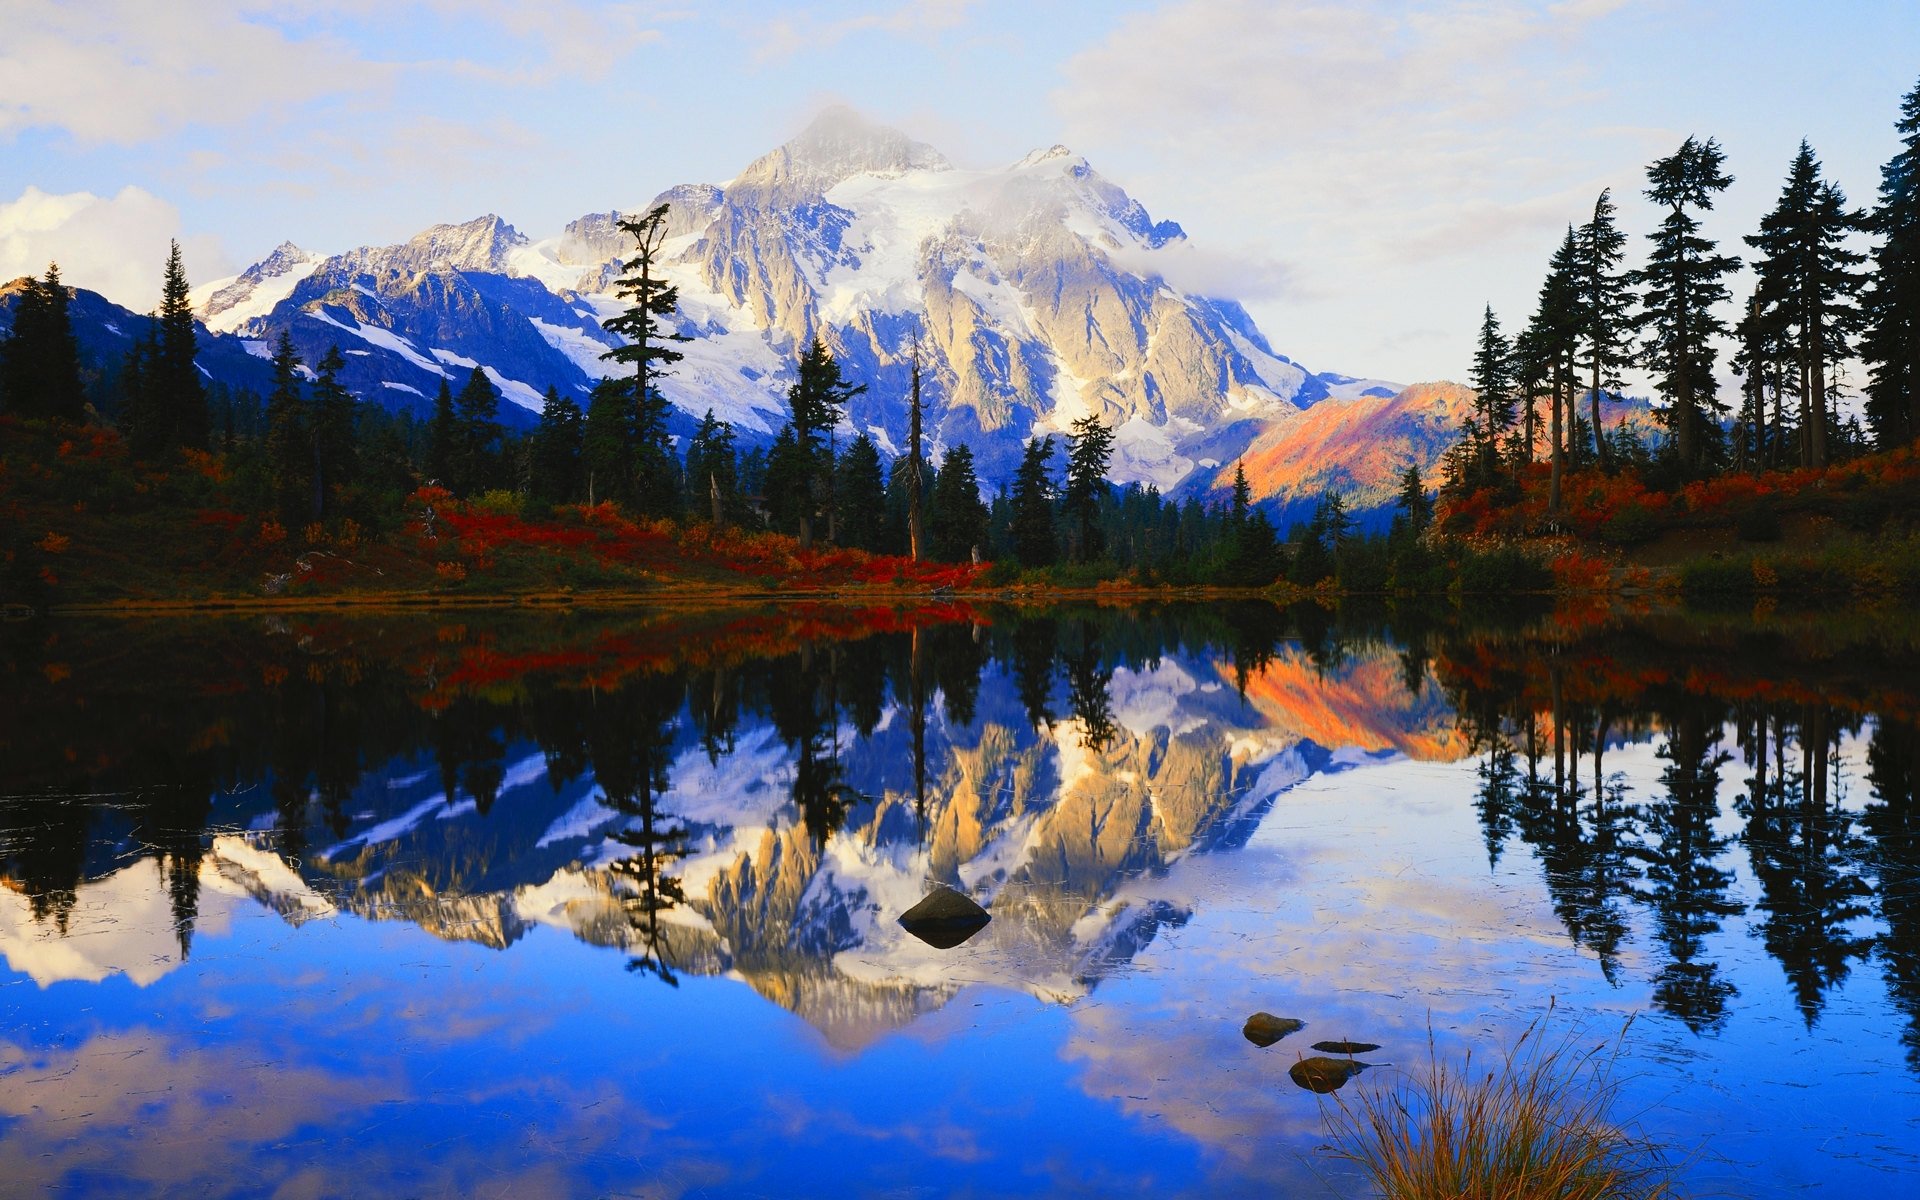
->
[[2, 602, 1918, 1197]]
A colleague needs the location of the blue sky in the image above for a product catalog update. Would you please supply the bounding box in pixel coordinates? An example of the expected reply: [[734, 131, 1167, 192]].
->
[[2, 0, 1915, 386]]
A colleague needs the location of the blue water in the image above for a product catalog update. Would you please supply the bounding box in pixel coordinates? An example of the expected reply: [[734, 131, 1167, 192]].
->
[[1, 606, 1916, 1196]]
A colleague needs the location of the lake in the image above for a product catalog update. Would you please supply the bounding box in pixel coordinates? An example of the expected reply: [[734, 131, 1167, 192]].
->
[[3, 600, 1918, 1197]]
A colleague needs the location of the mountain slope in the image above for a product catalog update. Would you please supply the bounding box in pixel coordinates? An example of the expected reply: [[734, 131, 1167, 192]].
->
[[204, 107, 1408, 493]]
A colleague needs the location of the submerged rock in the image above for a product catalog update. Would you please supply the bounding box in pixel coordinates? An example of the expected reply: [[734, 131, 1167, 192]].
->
[[1289, 1056, 1366, 1094], [897, 886, 991, 949], [1311, 1040, 1381, 1055], [1242, 1013, 1305, 1046]]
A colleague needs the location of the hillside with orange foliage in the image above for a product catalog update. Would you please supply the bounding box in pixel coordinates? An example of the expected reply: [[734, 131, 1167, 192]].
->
[[1223, 642, 1473, 762], [1218, 382, 1476, 514]]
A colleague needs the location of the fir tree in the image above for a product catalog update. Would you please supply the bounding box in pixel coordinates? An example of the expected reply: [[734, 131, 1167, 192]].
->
[[929, 443, 988, 562], [834, 433, 886, 550], [906, 337, 927, 560], [155, 240, 207, 451], [263, 331, 310, 522], [581, 377, 633, 506], [600, 202, 690, 513], [763, 425, 809, 535], [1468, 305, 1516, 483], [451, 367, 501, 496], [530, 387, 585, 506], [1577, 189, 1633, 471], [1531, 229, 1583, 513], [1061, 413, 1114, 562], [0, 265, 84, 423], [1008, 435, 1058, 568], [1864, 75, 1920, 447], [1632, 136, 1740, 473], [311, 346, 357, 519], [785, 338, 864, 547], [425, 378, 457, 489], [1748, 141, 1868, 469], [1393, 463, 1432, 539], [1229, 461, 1253, 529], [683, 410, 738, 525]]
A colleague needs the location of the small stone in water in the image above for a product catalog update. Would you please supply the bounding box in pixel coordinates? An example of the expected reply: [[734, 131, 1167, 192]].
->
[[1242, 1013, 1305, 1046], [1289, 1056, 1366, 1093], [1311, 1040, 1382, 1055], [897, 886, 991, 948]]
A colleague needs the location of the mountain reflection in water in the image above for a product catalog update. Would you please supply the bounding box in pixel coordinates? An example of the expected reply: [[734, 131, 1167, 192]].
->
[[2, 601, 1919, 1197]]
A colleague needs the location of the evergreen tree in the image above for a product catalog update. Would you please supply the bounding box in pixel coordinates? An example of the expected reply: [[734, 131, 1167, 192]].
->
[[154, 240, 207, 451], [581, 377, 633, 506], [529, 386, 584, 506], [0, 265, 85, 423], [763, 425, 810, 534], [906, 337, 927, 560], [1748, 141, 1868, 469], [1008, 435, 1058, 568], [1392, 463, 1433, 539], [1864, 75, 1920, 447], [1577, 189, 1633, 471], [311, 346, 357, 519], [1468, 305, 1516, 484], [929, 443, 988, 562], [600, 203, 690, 513], [118, 323, 157, 452], [1632, 136, 1741, 474], [1061, 413, 1114, 562], [263, 331, 311, 522], [426, 378, 456, 488], [451, 367, 502, 496], [683, 410, 739, 525], [1730, 286, 1794, 469], [1529, 230, 1583, 513], [785, 338, 864, 547], [1230, 461, 1253, 528], [834, 433, 886, 550]]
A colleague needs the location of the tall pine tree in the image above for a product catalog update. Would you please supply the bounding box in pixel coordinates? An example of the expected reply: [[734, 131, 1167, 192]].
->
[[451, 366, 502, 496], [1864, 75, 1920, 447], [1467, 305, 1515, 486], [425, 378, 457, 489], [1632, 136, 1740, 474], [529, 386, 584, 506], [784, 338, 864, 547], [1577, 189, 1633, 471], [1746, 141, 1866, 469], [834, 434, 887, 551], [1062, 413, 1114, 562], [155, 240, 207, 451], [1008, 435, 1058, 568], [310, 346, 357, 519], [263, 331, 310, 522], [0, 265, 84, 423], [600, 203, 690, 518], [683, 410, 738, 525], [929, 443, 988, 563]]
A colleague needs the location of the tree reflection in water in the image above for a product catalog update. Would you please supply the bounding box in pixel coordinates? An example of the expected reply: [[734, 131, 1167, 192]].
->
[[4, 603, 1920, 1060]]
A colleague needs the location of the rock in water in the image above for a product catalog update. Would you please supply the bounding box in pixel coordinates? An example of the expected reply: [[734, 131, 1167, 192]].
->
[[1242, 1013, 1305, 1047], [1289, 1056, 1366, 1094], [898, 887, 991, 949], [1311, 1041, 1381, 1055]]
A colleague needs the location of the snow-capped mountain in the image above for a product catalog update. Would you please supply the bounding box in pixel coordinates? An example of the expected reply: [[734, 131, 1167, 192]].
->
[[195, 106, 1406, 496]]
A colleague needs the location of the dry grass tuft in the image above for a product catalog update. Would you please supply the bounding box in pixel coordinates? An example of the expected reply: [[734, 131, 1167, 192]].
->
[[1322, 1002, 1680, 1200]]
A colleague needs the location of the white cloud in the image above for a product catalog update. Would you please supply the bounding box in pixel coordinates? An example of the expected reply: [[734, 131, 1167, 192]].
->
[[0, 187, 233, 311], [751, 0, 980, 64], [0, 2, 392, 145]]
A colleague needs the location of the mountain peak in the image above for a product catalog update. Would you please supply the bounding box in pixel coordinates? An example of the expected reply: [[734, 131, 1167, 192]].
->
[[735, 106, 950, 197]]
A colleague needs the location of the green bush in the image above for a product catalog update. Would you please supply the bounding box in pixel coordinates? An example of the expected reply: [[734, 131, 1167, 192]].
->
[[1678, 556, 1753, 598], [975, 559, 1022, 588], [1598, 503, 1661, 546], [472, 489, 524, 517], [1453, 546, 1553, 594]]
